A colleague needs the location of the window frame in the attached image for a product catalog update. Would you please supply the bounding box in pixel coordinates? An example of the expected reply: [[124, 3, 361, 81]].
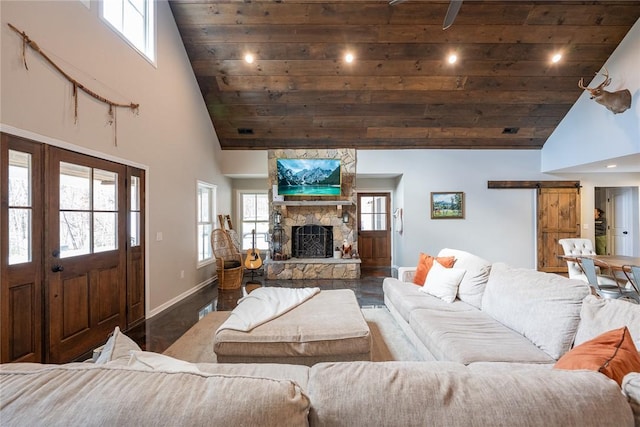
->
[[197, 181, 216, 268], [100, 0, 156, 65], [237, 190, 270, 253]]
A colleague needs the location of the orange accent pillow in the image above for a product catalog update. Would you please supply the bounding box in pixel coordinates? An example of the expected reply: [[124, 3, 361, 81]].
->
[[554, 326, 640, 386], [412, 253, 456, 286]]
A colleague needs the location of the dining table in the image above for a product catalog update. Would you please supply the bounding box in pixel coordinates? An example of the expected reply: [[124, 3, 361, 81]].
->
[[560, 254, 640, 292]]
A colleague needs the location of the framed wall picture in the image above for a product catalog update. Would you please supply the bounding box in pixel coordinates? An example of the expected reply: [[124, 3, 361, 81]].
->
[[431, 192, 464, 219]]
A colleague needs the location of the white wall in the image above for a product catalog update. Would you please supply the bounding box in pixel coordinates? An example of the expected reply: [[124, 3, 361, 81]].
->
[[542, 19, 640, 172], [356, 150, 555, 268], [0, 0, 232, 315]]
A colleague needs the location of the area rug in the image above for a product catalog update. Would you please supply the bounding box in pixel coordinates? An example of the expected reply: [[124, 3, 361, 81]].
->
[[163, 307, 422, 363]]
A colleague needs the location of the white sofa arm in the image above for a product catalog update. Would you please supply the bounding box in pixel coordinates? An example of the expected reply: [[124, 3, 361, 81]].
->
[[397, 267, 417, 283]]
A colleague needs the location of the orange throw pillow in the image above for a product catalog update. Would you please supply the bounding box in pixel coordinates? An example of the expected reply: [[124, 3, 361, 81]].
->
[[554, 326, 640, 386], [412, 253, 456, 285]]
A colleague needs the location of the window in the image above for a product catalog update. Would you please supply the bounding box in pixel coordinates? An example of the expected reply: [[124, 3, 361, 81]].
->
[[197, 181, 216, 266], [240, 192, 269, 251], [101, 0, 155, 63]]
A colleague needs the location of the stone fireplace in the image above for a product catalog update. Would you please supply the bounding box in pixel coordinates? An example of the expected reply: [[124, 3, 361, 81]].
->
[[292, 225, 333, 258], [264, 148, 360, 280]]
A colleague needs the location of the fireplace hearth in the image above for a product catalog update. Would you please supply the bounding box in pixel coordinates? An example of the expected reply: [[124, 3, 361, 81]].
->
[[292, 225, 333, 258]]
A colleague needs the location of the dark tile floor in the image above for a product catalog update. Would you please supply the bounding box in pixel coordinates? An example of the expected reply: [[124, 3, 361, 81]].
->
[[127, 267, 393, 353]]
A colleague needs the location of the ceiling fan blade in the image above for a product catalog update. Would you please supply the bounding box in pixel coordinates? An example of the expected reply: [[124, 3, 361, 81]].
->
[[389, 0, 408, 5], [443, 0, 463, 30]]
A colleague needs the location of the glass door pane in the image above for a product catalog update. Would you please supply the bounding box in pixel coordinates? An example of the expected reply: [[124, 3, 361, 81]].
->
[[360, 196, 388, 231], [8, 150, 32, 264], [130, 176, 140, 247], [59, 162, 119, 257]]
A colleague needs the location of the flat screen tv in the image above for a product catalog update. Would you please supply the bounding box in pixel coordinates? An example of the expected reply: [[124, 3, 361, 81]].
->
[[277, 158, 341, 196]]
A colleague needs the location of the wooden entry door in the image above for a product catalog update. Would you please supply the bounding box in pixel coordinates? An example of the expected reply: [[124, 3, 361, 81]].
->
[[45, 147, 127, 363], [1, 135, 44, 363], [357, 193, 391, 267], [537, 187, 581, 273]]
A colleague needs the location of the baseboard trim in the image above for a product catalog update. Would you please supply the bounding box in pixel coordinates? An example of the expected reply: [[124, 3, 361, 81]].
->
[[148, 277, 216, 319]]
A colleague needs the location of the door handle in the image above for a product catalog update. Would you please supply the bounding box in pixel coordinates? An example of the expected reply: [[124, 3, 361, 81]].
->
[[623, 231, 628, 235], [51, 264, 64, 273]]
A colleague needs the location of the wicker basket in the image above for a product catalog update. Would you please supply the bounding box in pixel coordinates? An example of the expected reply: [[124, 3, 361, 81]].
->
[[211, 229, 243, 290]]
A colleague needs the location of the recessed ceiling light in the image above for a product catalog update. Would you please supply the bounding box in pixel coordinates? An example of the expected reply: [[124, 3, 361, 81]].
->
[[606, 164, 617, 168], [551, 53, 562, 63], [345, 53, 354, 63], [448, 54, 457, 64], [244, 53, 254, 64]]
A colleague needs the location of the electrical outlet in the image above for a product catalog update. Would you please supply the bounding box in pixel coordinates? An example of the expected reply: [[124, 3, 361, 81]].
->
[[156, 232, 163, 241], [180, 270, 185, 279]]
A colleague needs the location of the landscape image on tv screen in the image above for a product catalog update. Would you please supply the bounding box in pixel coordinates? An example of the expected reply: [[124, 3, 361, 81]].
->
[[277, 158, 341, 196]]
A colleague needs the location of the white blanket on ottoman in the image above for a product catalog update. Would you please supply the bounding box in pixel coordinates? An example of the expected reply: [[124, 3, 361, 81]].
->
[[217, 287, 320, 333]]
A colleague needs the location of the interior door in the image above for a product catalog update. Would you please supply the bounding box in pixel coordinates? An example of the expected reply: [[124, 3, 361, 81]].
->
[[1, 135, 44, 363], [608, 187, 634, 256], [357, 193, 391, 268], [46, 147, 127, 363], [537, 187, 581, 272]]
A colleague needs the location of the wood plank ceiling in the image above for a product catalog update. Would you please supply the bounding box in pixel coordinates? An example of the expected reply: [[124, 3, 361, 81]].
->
[[169, 1, 640, 150]]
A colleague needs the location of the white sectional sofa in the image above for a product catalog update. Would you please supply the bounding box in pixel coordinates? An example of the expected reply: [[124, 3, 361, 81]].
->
[[2, 248, 640, 426], [384, 248, 591, 364], [2, 357, 637, 426]]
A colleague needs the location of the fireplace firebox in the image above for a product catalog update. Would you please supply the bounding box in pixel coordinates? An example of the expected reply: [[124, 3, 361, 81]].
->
[[292, 225, 333, 258]]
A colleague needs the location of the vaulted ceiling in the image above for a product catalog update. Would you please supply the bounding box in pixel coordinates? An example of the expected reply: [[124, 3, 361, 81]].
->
[[169, 1, 640, 151]]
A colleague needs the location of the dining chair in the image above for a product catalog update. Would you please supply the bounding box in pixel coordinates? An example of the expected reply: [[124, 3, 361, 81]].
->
[[625, 265, 640, 295], [580, 258, 639, 303], [558, 238, 620, 287]]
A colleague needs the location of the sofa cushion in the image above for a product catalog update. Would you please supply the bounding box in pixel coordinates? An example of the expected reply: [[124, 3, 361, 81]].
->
[[307, 361, 633, 427], [195, 362, 310, 389], [481, 262, 589, 360], [0, 363, 310, 427], [95, 326, 141, 364], [421, 260, 466, 303], [409, 308, 555, 364], [412, 253, 455, 285], [383, 278, 475, 323], [437, 248, 491, 308], [554, 326, 640, 386], [128, 351, 202, 373], [623, 372, 640, 426], [574, 294, 640, 347]]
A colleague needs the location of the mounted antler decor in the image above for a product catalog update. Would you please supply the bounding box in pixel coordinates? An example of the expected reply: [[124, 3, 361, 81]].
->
[[578, 67, 631, 114], [7, 23, 139, 145]]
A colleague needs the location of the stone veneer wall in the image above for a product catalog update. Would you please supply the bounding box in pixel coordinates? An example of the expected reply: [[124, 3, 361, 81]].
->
[[268, 149, 357, 258]]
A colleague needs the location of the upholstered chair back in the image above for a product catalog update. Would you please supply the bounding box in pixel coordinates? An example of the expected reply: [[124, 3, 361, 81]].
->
[[558, 238, 596, 280]]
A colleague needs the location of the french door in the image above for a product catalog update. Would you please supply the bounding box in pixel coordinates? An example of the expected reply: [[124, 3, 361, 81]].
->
[[1, 133, 145, 363], [1, 134, 44, 363], [46, 147, 128, 363]]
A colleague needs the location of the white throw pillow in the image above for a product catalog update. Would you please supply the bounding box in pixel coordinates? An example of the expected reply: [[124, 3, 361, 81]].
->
[[128, 351, 202, 373], [95, 326, 141, 364], [420, 260, 466, 303]]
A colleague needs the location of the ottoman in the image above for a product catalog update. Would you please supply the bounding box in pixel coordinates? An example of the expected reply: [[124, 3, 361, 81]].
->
[[213, 289, 371, 366]]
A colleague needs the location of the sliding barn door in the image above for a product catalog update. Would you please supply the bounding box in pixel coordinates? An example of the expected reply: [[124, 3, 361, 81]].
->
[[537, 187, 580, 273]]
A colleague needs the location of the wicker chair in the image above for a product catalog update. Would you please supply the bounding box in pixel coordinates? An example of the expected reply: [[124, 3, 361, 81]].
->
[[211, 228, 243, 290]]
